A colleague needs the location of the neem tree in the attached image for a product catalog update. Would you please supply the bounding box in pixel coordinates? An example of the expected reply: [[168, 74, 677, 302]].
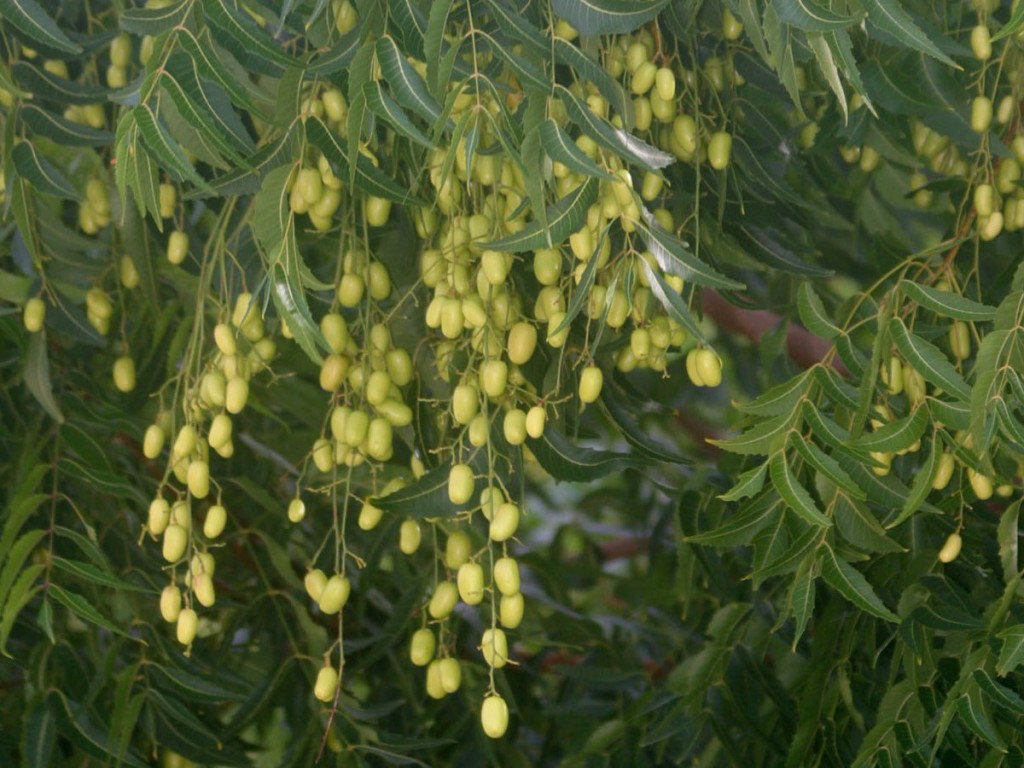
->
[[2, 0, 1024, 764]]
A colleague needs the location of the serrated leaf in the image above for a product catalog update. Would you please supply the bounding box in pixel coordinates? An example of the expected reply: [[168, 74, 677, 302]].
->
[[424, 0, 453, 98], [20, 699, 56, 768], [527, 427, 648, 482], [133, 104, 211, 191], [10, 142, 78, 200], [373, 460, 469, 518], [270, 229, 327, 366], [10, 61, 107, 106], [826, 28, 876, 115], [687, 494, 781, 546], [809, 33, 847, 121], [737, 371, 812, 417], [550, 0, 669, 35], [992, 1, 1024, 42], [483, 0, 547, 55], [770, 452, 832, 527], [797, 283, 840, 341], [203, 0, 293, 75], [790, 555, 816, 645], [20, 104, 113, 147], [553, 37, 632, 128], [973, 669, 1024, 716], [640, 259, 706, 343], [856, 405, 929, 453], [775, 0, 863, 31], [820, 546, 899, 621], [927, 396, 970, 430], [709, 414, 792, 456], [793, 437, 866, 500], [48, 584, 138, 641], [309, 27, 360, 75], [891, 317, 970, 402], [120, 0, 191, 33], [860, 0, 957, 68], [885, 438, 939, 529], [639, 211, 744, 290], [957, 685, 1006, 751], [0, 563, 43, 655], [718, 461, 769, 502], [996, 625, 1024, 676], [834, 497, 902, 553], [376, 36, 443, 125], [0, 0, 81, 54], [363, 80, 432, 147], [164, 54, 255, 154], [50, 557, 150, 593], [176, 28, 272, 118], [45, 690, 149, 768], [814, 366, 859, 410], [600, 384, 689, 464], [484, 31, 551, 92], [481, 177, 598, 252], [23, 332, 64, 423], [900, 281, 996, 322], [538, 118, 614, 181], [997, 501, 1019, 587]]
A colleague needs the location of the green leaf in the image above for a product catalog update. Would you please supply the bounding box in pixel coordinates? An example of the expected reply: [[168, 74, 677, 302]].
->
[[860, 0, 958, 67], [789, 554, 816, 645], [164, 54, 255, 154], [997, 501, 1019, 587], [834, 497, 902, 553], [376, 36, 443, 124], [202, 0, 293, 74], [855, 406, 929, 453], [826, 29, 876, 115], [899, 281, 996, 322], [20, 699, 56, 768], [9, 62, 107, 106], [737, 371, 812, 417], [638, 213, 745, 290], [769, 452, 832, 528], [775, 0, 863, 31], [886, 438, 939, 529], [309, 27, 361, 75], [808, 32, 847, 122], [957, 684, 1006, 751], [424, 0, 453, 97], [992, 1, 1024, 42], [10, 142, 78, 200], [820, 546, 899, 621], [0, 0, 82, 54], [793, 437, 865, 500], [116, 117, 163, 225], [481, 177, 598, 252], [687, 494, 781, 546], [373, 460, 470, 518], [890, 317, 970, 402], [640, 259, 706, 343], [20, 104, 113, 147], [132, 104, 211, 191], [797, 283, 841, 340], [50, 557, 150, 593], [709, 414, 792, 456], [270, 228, 327, 366], [527, 427, 648, 482], [0, 563, 43, 655], [48, 584, 140, 642], [552, 37, 632, 128], [363, 80, 432, 147], [600, 384, 690, 464], [538, 118, 614, 181], [550, 0, 669, 35], [996, 624, 1024, 676], [973, 669, 1024, 717], [23, 332, 64, 424], [718, 461, 769, 502], [485, 31, 551, 92], [483, 0, 548, 55], [45, 690, 149, 768], [120, 0, 192, 33], [176, 28, 272, 118]]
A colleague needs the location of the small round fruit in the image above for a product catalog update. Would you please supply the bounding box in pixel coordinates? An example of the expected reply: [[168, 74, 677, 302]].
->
[[932, 452, 955, 491], [287, 497, 306, 523], [318, 574, 351, 614], [490, 502, 520, 542], [143, 424, 166, 460], [305, 569, 327, 601], [971, 96, 993, 133], [112, 356, 136, 393], [167, 231, 188, 264], [507, 322, 537, 365], [722, 8, 743, 40], [365, 195, 392, 226], [481, 627, 508, 668], [457, 562, 485, 605], [448, 464, 475, 505], [500, 592, 524, 629], [525, 406, 546, 439], [159, 584, 182, 623], [193, 572, 215, 607], [187, 460, 210, 499], [971, 24, 992, 61], [313, 664, 339, 702], [399, 519, 421, 554], [162, 524, 187, 562], [358, 500, 383, 531], [410, 628, 436, 666], [445, 530, 472, 569], [695, 349, 723, 387], [337, 274, 365, 308], [503, 408, 527, 446], [493, 557, 520, 596], [148, 497, 171, 535], [225, 377, 249, 414], [481, 694, 509, 739], [480, 359, 509, 399], [938, 532, 962, 563], [176, 608, 198, 645], [428, 581, 458, 619], [203, 504, 227, 538], [438, 658, 462, 693], [578, 366, 603, 404], [23, 297, 45, 332], [708, 132, 733, 170]]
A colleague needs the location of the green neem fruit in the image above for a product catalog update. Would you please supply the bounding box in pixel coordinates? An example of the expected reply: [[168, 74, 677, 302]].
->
[[385, 348, 413, 386], [695, 349, 723, 387], [452, 383, 480, 425], [410, 628, 437, 666], [320, 313, 348, 353], [468, 413, 489, 447], [708, 132, 733, 170], [493, 557, 520, 596], [143, 424, 166, 460], [533, 248, 562, 285], [399, 519, 421, 554], [500, 592, 524, 629], [318, 574, 351, 614], [448, 464, 475, 505], [525, 406, 546, 439], [938, 532, 962, 564], [481, 628, 509, 668], [507, 322, 537, 365], [457, 562, 485, 605], [176, 608, 198, 645], [366, 418, 394, 461], [162, 524, 187, 562], [167, 231, 188, 264], [187, 460, 210, 499], [148, 497, 171, 535], [112, 356, 136, 392], [365, 195, 392, 226], [438, 658, 462, 693], [225, 377, 249, 414], [503, 409, 527, 445], [23, 297, 45, 332], [193, 572, 215, 607], [304, 568, 327, 601], [445, 530, 472, 569], [358, 500, 384, 531], [313, 664, 339, 702], [481, 694, 509, 739], [578, 366, 603, 404], [428, 581, 458, 619], [490, 502, 520, 542], [203, 505, 227, 538], [425, 659, 445, 700]]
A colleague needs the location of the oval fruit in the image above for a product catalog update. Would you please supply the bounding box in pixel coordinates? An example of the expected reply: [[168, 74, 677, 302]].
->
[[203, 505, 227, 538], [503, 408, 527, 445], [493, 557, 520, 596], [971, 24, 992, 61], [490, 502, 520, 542], [410, 628, 436, 666], [399, 519, 421, 554], [167, 231, 188, 264], [507, 322, 537, 365], [448, 464, 475, 505], [287, 497, 306, 523], [971, 96, 993, 133], [578, 366, 603, 404], [318, 574, 351, 614], [187, 460, 210, 499], [358, 500, 383, 531], [176, 608, 198, 645], [481, 694, 509, 739], [457, 562, 485, 605], [525, 406, 546, 439], [225, 377, 249, 413], [112, 356, 136, 393], [148, 498, 171, 535], [313, 664, 339, 702], [445, 530, 472, 569], [500, 592, 524, 629], [425, 659, 445, 700], [193, 573, 215, 607], [143, 424, 166, 460], [160, 585, 181, 623], [479, 359, 508, 399], [23, 297, 45, 332], [695, 349, 723, 387], [438, 658, 461, 693], [481, 628, 508, 668], [162, 524, 187, 562], [708, 132, 733, 170], [452, 384, 479, 425], [428, 581, 458, 619], [938, 532, 962, 563]]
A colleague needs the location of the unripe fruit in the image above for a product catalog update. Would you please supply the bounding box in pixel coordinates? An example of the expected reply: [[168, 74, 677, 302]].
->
[[452, 383, 480, 425], [162, 524, 187, 562], [167, 231, 188, 264], [225, 377, 249, 413], [319, 354, 349, 392], [377, 399, 412, 427], [655, 67, 675, 101], [500, 592, 524, 629], [971, 25, 992, 61], [176, 608, 198, 645], [980, 211, 1004, 241], [507, 322, 537, 365], [672, 115, 697, 155], [481, 628, 509, 668], [208, 413, 232, 451], [399, 519, 421, 554], [187, 460, 210, 499], [631, 61, 657, 96], [304, 569, 327, 601], [288, 497, 306, 523], [158, 183, 176, 219], [160, 585, 182, 623], [366, 370, 391, 406], [578, 366, 603, 404], [975, 183, 995, 217], [445, 530, 472, 569], [696, 349, 723, 387], [440, 297, 465, 340], [23, 297, 45, 332], [481, 694, 509, 739], [143, 424, 166, 460], [481, 250, 510, 285], [968, 469, 993, 500], [503, 408, 527, 446], [480, 360, 508, 400], [337, 274, 365, 307], [468, 413, 489, 447], [932, 452, 955, 491], [723, 8, 743, 40], [148, 497, 171, 535], [318, 574, 351, 614], [525, 405, 546, 439], [365, 196, 392, 226], [366, 418, 393, 461], [493, 557, 520, 596], [313, 665, 339, 702], [385, 348, 413, 387], [708, 132, 733, 170], [546, 313, 569, 347], [939, 532, 963, 563], [457, 562, 485, 604], [971, 96, 993, 133], [296, 168, 323, 206], [320, 314, 348, 353], [358, 500, 383, 531], [949, 321, 970, 360], [438, 658, 461, 693], [428, 581, 458, 619], [410, 628, 436, 666], [533, 249, 562, 285], [367, 261, 391, 299], [193, 572, 215, 607]]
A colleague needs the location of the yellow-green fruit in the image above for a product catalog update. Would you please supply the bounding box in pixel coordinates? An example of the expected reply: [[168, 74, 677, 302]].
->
[[187, 460, 210, 499], [481, 250, 510, 285], [368, 261, 391, 299], [148, 498, 171, 535], [358, 500, 383, 531], [722, 8, 744, 39], [312, 438, 333, 472], [974, 183, 994, 217], [500, 592, 524, 629], [203, 504, 227, 539], [366, 418, 393, 461], [320, 313, 348, 353], [385, 348, 413, 387], [365, 196, 392, 226], [448, 464, 475, 505], [525, 406, 546, 439], [457, 562, 485, 605], [304, 569, 327, 601], [578, 366, 603, 404], [445, 530, 472, 570], [968, 469, 993, 500], [503, 408, 527, 446], [23, 297, 45, 332], [167, 231, 188, 264], [319, 354, 349, 392], [507, 322, 537, 364], [481, 694, 509, 739], [296, 168, 323, 205], [159, 183, 176, 219], [112, 356, 136, 393], [479, 486, 504, 521], [655, 67, 676, 101], [143, 424, 165, 460], [631, 61, 657, 96], [949, 321, 970, 360], [481, 627, 509, 669], [708, 132, 733, 170], [193, 572, 215, 607], [490, 501, 520, 542], [971, 24, 992, 61], [225, 376, 248, 413], [343, 409, 369, 447], [971, 96, 993, 133], [468, 413, 489, 447], [337, 273, 365, 307], [313, 664, 339, 702], [424, 659, 445, 700], [438, 658, 462, 693], [480, 359, 509, 399], [696, 349, 723, 387], [410, 628, 436, 666], [160, 585, 181, 623], [428, 581, 458, 619], [932, 452, 955, 491], [162, 524, 187, 562], [318, 574, 351, 614], [176, 608, 198, 645], [533, 248, 562, 285], [493, 557, 520, 596], [452, 384, 479, 425], [288, 497, 306, 523], [938, 532, 962, 563], [208, 413, 232, 451], [171, 500, 190, 530], [399, 519, 421, 554]]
